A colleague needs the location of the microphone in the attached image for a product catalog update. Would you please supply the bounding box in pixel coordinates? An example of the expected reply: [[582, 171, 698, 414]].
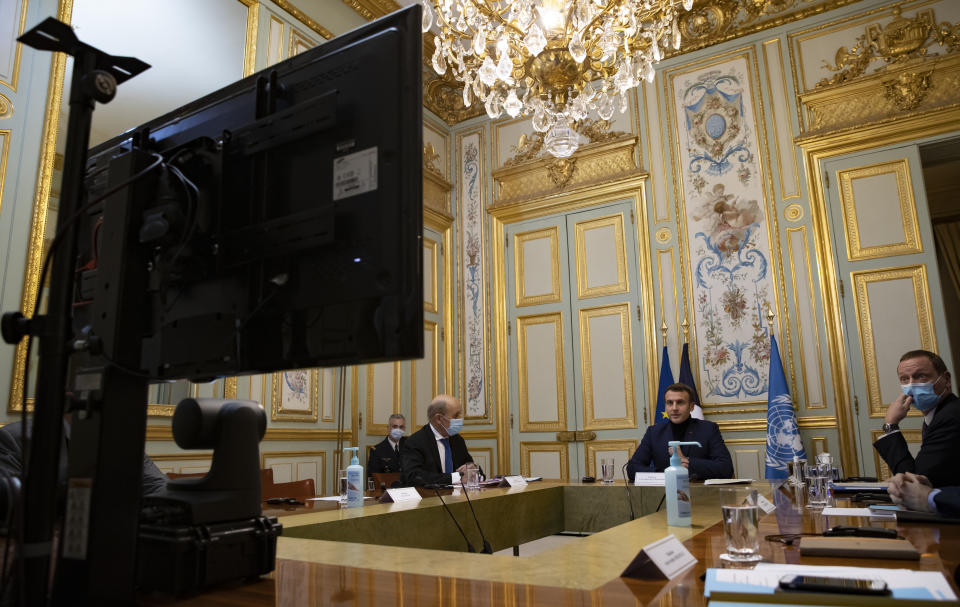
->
[[459, 481, 492, 554], [621, 461, 636, 521], [427, 484, 475, 553]]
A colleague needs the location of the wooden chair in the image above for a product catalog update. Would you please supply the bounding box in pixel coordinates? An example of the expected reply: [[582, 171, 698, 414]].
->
[[262, 478, 315, 500]]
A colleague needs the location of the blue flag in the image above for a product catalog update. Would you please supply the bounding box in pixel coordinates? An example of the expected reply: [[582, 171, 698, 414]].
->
[[654, 346, 675, 424], [678, 343, 704, 419], [765, 335, 806, 479]]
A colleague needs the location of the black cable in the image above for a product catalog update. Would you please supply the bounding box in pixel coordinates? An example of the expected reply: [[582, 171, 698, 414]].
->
[[430, 486, 474, 553], [621, 462, 636, 521], [656, 493, 666, 512], [459, 482, 492, 554]]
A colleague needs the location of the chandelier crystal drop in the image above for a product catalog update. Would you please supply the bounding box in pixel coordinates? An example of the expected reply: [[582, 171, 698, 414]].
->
[[423, 0, 692, 157]]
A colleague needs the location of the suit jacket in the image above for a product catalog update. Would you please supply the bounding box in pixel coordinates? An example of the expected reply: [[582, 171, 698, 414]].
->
[[933, 486, 960, 517], [368, 436, 406, 476], [401, 423, 475, 487], [873, 392, 960, 488], [0, 420, 168, 496], [626, 417, 734, 481]]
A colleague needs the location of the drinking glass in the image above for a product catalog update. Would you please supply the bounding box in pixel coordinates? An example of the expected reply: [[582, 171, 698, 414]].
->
[[806, 463, 831, 508], [463, 463, 479, 491], [719, 500, 762, 563], [338, 469, 348, 505], [601, 458, 615, 484], [367, 478, 376, 493], [788, 457, 807, 486]]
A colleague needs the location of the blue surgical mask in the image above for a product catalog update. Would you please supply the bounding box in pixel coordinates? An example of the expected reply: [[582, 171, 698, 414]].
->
[[389, 428, 404, 441], [446, 418, 463, 436], [901, 375, 944, 412]]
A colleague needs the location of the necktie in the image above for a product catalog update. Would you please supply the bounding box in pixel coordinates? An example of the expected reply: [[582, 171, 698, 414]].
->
[[922, 422, 928, 441], [441, 437, 453, 474]]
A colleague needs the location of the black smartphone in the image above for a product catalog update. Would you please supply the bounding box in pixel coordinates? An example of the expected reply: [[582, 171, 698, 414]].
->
[[779, 575, 890, 595], [823, 525, 898, 538]]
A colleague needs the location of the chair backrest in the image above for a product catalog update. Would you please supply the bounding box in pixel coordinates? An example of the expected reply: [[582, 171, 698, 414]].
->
[[262, 477, 315, 500], [371, 472, 402, 496], [260, 468, 274, 488]]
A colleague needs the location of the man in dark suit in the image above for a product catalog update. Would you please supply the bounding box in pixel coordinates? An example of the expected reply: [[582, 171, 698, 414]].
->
[[888, 472, 960, 517], [0, 417, 168, 496], [401, 395, 477, 487], [368, 413, 406, 477], [873, 349, 960, 488], [626, 383, 734, 480]]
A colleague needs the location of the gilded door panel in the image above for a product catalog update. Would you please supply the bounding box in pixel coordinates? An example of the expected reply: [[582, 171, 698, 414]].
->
[[411, 321, 439, 425], [424, 237, 439, 313], [786, 227, 827, 409], [852, 266, 936, 417], [320, 368, 337, 422], [579, 303, 636, 430], [517, 313, 567, 432], [838, 159, 922, 261], [520, 442, 569, 481], [575, 214, 629, 299], [514, 226, 562, 307], [366, 363, 400, 436], [824, 144, 953, 477], [584, 440, 637, 480]]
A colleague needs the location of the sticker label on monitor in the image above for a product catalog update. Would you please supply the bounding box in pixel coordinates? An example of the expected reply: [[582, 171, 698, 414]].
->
[[333, 147, 378, 200]]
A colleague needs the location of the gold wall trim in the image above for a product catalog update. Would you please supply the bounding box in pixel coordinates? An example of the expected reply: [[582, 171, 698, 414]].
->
[[799, 53, 960, 138], [517, 313, 567, 432], [811, 436, 827, 457], [239, 0, 259, 76], [410, 321, 439, 426], [341, 0, 400, 21], [514, 227, 562, 307], [8, 0, 72, 413], [261, 449, 326, 492], [424, 167, 453, 216], [491, 136, 642, 206], [852, 264, 936, 418], [699, 406, 766, 414], [460, 430, 499, 440], [579, 302, 637, 431], [0, 94, 11, 119], [266, 14, 285, 66], [718, 416, 837, 432], [146, 426, 351, 441], [424, 237, 439, 313], [148, 452, 213, 461], [786, 226, 827, 410], [272, 0, 334, 39], [365, 362, 401, 436], [574, 213, 629, 300], [0, 130, 10, 215], [519, 442, 569, 480], [762, 37, 801, 200], [288, 25, 315, 57], [723, 437, 767, 446], [785, 204, 804, 221], [0, 0, 29, 92], [584, 439, 638, 477], [838, 157, 922, 261], [423, 211, 455, 401]]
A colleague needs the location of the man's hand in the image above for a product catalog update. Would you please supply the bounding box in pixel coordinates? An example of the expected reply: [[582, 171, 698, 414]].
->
[[456, 464, 468, 475], [888, 472, 934, 512], [884, 393, 912, 426], [667, 446, 689, 469]]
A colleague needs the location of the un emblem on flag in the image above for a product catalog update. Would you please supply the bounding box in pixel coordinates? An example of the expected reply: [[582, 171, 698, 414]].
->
[[766, 394, 804, 471]]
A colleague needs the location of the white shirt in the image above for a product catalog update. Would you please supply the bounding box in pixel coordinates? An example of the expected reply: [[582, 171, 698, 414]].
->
[[429, 422, 461, 483], [388, 437, 400, 452]]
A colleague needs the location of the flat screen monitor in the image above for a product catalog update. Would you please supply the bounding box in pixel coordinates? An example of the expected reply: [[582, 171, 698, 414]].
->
[[80, 6, 423, 380]]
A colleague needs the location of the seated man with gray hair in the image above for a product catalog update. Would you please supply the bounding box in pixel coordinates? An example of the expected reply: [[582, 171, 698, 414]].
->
[[401, 395, 479, 487], [368, 413, 406, 477]]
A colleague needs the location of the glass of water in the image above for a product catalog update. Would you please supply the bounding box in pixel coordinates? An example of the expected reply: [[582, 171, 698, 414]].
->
[[462, 463, 480, 491], [601, 458, 615, 484], [806, 463, 832, 508], [719, 497, 762, 564], [338, 469, 348, 505], [788, 457, 807, 486]]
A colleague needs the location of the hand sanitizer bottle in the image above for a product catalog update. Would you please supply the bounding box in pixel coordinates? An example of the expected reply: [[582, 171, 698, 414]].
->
[[343, 447, 363, 508], [665, 440, 701, 526]]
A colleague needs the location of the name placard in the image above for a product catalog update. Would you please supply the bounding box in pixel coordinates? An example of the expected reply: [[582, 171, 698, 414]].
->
[[621, 534, 697, 580], [501, 475, 528, 487], [634, 472, 665, 486], [382, 487, 422, 504], [755, 494, 776, 514]]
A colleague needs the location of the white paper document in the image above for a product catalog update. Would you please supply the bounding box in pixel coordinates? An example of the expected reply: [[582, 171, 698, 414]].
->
[[821, 506, 896, 519], [703, 478, 754, 485], [634, 472, 665, 486], [705, 564, 957, 600]]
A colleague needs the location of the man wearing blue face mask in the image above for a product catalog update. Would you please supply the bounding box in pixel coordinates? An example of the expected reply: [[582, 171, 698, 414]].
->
[[401, 394, 479, 487], [368, 413, 407, 477], [873, 349, 960, 488]]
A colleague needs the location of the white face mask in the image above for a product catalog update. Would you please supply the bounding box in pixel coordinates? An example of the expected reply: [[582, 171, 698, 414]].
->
[[389, 427, 404, 441]]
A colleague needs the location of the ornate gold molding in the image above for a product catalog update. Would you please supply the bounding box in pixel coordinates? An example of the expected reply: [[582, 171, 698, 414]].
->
[[816, 7, 959, 88], [717, 415, 837, 432], [423, 68, 486, 126], [341, 0, 400, 21], [272, 0, 334, 40], [145, 425, 352, 441], [491, 135, 641, 206], [423, 166, 452, 217], [798, 53, 960, 138], [0, 93, 11, 119]]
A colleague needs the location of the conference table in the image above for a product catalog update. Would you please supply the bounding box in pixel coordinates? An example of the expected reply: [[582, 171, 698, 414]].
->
[[150, 481, 960, 606]]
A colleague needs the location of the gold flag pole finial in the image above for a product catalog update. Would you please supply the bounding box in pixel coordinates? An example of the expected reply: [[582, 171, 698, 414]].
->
[[766, 304, 776, 334], [661, 319, 668, 343], [681, 318, 689, 342]]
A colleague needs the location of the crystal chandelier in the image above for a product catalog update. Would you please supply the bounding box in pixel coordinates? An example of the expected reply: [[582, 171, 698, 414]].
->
[[423, 0, 694, 157]]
